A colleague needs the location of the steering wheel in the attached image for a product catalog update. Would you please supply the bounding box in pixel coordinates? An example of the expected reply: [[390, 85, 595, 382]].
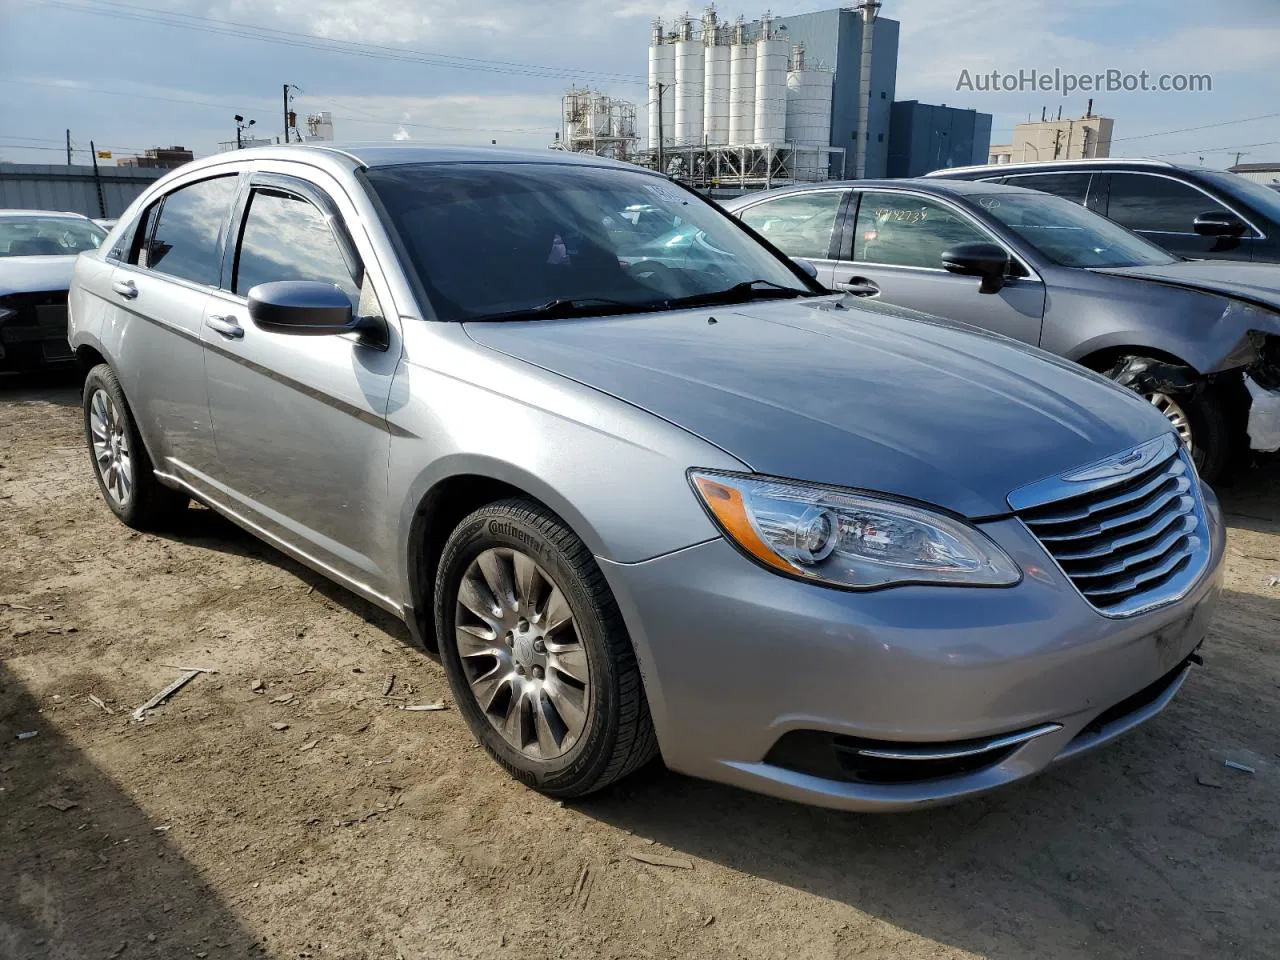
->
[[625, 258, 683, 296]]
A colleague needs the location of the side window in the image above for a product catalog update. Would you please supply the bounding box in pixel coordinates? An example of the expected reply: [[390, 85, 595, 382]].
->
[[125, 202, 160, 266], [233, 189, 361, 309], [144, 176, 238, 285], [853, 191, 991, 269], [1004, 172, 1092, 206], [738, 191, 844, 260], [1106, 174, 1223, 234]]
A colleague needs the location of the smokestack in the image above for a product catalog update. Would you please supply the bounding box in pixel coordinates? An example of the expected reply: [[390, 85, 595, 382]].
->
[[1057, 105, 1062, 120], [1086, 97, 1093, 118], [854, 0, 880, 179]]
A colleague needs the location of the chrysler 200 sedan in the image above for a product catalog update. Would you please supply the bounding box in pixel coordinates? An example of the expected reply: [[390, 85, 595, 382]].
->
[[68, 145, 1225, 811]]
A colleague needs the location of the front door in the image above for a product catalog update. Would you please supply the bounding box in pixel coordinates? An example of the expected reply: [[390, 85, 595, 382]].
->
[[834, 189, 1047, 346], [199, 171, 401, 599], [1102, 173, 1259, 261]]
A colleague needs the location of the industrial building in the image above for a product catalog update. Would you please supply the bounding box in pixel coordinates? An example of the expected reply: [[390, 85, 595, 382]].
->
[[116, 146, 194, 170], [988, 105, 1114, 164], [887, 102, 992, 177], [560, 89, 639, 161], [1228, 161, 1280, 187], [642, 4, 899, 186]]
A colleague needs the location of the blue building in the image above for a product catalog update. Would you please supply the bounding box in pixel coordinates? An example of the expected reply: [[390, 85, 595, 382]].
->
[[771, 8, 900, 179], [886, 101, 993, 178]]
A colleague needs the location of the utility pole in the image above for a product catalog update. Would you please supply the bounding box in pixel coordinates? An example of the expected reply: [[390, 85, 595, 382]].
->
[[656, 81, 669, 176], [1052, 129, 1063, 160], [89, 140, 106, 217], [66, 129, 72, 166], [282, 83, 300, 143]]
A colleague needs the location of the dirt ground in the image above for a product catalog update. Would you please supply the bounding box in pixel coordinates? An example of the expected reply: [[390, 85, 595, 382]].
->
[[1, 373, 1278, 960]]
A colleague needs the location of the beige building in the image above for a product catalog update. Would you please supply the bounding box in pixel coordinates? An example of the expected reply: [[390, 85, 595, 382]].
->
[[989, 112, 1114, 165]]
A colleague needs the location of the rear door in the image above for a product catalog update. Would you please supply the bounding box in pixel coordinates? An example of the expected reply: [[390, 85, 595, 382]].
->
[[733, 189, 851, 288], [100, 173, 240, 483], [829, 189, 1047, 345], [200, 169, 401, 598], [1101, 172, 1258, 261]]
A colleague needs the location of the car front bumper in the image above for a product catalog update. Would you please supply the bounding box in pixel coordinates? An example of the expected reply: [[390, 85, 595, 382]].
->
[[597, 483, 1226, 812], [0, 292, 75, 373]]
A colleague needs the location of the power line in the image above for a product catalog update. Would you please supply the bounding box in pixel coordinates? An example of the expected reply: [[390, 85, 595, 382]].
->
[[1101, 112, 1280, 148], [1149, 137, 1280, 159], [39, 0, 646, 86], [0, 79, 553, 137]]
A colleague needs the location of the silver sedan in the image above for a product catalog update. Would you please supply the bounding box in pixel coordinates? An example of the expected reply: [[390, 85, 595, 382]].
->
[[68, 145, 1224, 810]]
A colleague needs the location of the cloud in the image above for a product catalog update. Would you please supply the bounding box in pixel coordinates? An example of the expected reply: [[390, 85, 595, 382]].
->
[[300, 93, 562, 148], [392, 126, 412, 141]]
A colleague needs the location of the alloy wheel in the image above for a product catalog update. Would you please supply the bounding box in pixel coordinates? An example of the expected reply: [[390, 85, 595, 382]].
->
[[1148, 392, 1194, 454], [455, 548, 591, 760], [89, 388, 133, 507]]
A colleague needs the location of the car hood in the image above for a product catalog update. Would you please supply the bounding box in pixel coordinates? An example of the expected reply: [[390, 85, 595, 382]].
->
[[0, 255, 77, 298], [1096, 261, 1280, 322], [464, 298, 1170, 518]]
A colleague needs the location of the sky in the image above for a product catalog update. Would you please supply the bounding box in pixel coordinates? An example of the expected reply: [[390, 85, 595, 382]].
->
[[0, 0, 1277, 169]]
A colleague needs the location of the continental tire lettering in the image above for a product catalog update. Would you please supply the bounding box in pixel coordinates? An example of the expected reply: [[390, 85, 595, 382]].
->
[[487, 520, 543, 555]]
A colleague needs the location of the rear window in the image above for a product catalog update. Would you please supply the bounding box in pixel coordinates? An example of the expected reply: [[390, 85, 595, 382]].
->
[[144, 175, 238, 287]]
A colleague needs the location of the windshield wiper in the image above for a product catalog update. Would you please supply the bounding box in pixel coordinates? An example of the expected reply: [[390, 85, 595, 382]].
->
[[660, 279, 812, 309], [466, 297, 656, 323]]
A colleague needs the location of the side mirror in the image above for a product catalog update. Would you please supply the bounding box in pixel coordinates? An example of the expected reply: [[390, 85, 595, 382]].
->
[[791, 257, 819, 280], [248, 280, 359, 336], [941, 242, 1011, 294], [1192, 211, 1246, 238]]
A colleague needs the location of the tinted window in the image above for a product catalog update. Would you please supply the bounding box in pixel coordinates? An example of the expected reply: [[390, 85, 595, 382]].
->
[[364, 163, 813, 322], [1198, 170, 1280, 224], [974, 191, 1177, 268], [738, 191, 844, 260], [1106, 173, 1225, 234], [853, 192, 990, 269], [145, 176, 238, 286], [1003, 172, 1092, 205], [234, 189, 360, 307]]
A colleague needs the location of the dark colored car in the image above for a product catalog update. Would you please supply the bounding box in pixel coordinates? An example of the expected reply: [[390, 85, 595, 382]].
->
[[926, 159, 1280, 264], [724, 179, 1280, 480], [0, 210, 108, 373]]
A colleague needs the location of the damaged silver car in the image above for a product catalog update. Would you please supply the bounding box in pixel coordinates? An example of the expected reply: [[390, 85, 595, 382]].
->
[[725, 180, 1280, 480]]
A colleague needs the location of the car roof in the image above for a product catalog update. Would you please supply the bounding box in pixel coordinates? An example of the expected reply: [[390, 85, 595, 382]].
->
[[169, 142, 649, 175], [925, 158, 1219, 178], [0, 209, 95, 220]]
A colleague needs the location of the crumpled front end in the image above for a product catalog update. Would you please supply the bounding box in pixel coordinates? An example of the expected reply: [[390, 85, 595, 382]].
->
[[1244, 334, 1280, 452]]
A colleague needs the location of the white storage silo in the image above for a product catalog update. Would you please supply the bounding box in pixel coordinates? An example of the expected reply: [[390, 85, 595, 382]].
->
[[728, 23, 755, 145], [703, 42, 730, 145], [754, 37, 788, 144], [647, 21, 674, 150], [673, 17, 704, 147], [786, 67, 833, 177]]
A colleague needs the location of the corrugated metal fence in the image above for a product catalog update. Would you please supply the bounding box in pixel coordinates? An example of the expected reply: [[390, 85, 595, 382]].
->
[[0, 164, 167, 219]]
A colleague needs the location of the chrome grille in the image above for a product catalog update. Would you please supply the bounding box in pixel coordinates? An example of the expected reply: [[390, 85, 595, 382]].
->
[[1009, 434, 1210, 618]]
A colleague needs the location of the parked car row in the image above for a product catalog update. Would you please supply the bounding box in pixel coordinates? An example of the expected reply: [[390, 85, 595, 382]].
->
[[724, 174, 1280, 481], [60, 144, 1232, 813]]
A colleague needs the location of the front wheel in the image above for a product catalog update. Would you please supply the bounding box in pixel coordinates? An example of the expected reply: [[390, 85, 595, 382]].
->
[[434, 498, 658, 797]]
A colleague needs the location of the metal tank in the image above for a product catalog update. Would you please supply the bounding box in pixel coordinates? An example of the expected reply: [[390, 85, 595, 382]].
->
[[673, 17, 704, 147], [647, 20, 675, 150], [786, 57, 834, 178], [753, 17, 788, 145], [727, 17, 755, 145], [703, 28, 730, 146]]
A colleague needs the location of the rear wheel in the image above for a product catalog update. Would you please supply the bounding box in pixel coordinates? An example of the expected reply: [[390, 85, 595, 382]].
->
[[82, 364, 188, 529], [435, 498, 658, 797]]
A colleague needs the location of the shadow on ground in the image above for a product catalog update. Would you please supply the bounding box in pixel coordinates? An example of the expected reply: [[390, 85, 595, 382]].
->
[[0, 662, 260, 958]]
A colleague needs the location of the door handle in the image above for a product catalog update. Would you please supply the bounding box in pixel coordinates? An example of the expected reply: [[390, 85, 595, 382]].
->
[[111, 278, 138, 300], [206, 314, 245, 340], [835, 277, 880, 297]]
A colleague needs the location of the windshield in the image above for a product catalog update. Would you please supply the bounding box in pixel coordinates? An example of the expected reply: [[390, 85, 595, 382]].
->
[[0, 216, 107, 258], [364, 163, 816, 321], [1198, 170, 1280, 224], [971, 191, 1178, 268]]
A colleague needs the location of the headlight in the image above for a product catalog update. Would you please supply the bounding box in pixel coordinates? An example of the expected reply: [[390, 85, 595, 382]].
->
[[690, 470, 1021, 589]]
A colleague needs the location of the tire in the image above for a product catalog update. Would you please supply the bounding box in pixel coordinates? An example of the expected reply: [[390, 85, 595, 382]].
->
[[82, 363, 188, 529], [434, 498, 658, 798]]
